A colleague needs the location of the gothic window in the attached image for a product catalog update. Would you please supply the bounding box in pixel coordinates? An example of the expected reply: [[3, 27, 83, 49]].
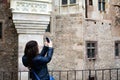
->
[[86, 41, 97, 59], [102, 0, 105, 11], [62, 0, 76, 5], [98, 0, 105, 11], [0, 22, 2, 39], [89, 0, 93, 5], [115, 41, 120, 58], [62, 0, 67, 5], [70, 0, 76, 4]]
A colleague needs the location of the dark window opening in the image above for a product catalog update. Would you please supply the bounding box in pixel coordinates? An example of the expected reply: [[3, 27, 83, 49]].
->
[[115, 41, 120, 57], [46, 23, 50, 32], [98, 0, 105, 11], [89, 0, 93, 5], [0, 22, 2, 39], [98, 0, 101, 11], [70, 0, 76, 4], [86, 41, 97, 59], [62, 0, 67, 5], [102, 1, 105, 11]]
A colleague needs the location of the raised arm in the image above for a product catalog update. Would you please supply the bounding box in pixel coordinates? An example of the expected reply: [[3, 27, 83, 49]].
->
[[36, 39, 54, 64], [39, 46, 48, 56], [36, 47, 54, 64]]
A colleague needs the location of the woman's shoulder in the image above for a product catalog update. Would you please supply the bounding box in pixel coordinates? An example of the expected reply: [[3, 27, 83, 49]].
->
[[33, 55, 41, 61]]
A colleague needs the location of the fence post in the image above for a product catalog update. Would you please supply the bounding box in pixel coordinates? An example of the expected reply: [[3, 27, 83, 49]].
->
[[109, 69, 111, 80], [117, 69, 118, 80], [74, 70, 76, 80], [89, 69, 91, 80]]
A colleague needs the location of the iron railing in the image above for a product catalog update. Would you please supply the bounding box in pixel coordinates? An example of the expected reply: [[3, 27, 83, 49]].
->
[[0, 68, 120, 80]]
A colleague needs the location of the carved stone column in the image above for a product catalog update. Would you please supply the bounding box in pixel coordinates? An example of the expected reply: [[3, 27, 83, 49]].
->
[[10, 0, 52, 72]]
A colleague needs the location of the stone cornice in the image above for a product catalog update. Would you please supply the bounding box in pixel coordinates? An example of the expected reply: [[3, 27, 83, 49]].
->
[[10, 0, 52, 14], [10, 0, 52, 34]]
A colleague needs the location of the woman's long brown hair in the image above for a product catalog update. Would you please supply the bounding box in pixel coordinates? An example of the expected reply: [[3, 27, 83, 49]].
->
[[24, 40, 39, 68]]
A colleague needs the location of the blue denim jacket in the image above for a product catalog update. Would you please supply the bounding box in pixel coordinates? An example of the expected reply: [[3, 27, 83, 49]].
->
[[22, 46, 54, 80]]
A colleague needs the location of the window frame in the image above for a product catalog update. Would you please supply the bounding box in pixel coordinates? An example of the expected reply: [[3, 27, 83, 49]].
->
[[62, 0, 76, 5], [98, 0, 106, 12], [115, 41, 120, 58], [70, 0, 76, 4], [89, 0, 93, 6], [86, 41, 97, 60], [62, 0, 67, 5]]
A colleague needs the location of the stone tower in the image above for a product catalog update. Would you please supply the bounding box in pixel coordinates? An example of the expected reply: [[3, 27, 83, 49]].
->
[[0, 1, 18, 80]]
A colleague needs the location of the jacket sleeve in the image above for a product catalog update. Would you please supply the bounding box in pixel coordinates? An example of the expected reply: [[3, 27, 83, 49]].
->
[[39, 46, 48, 56], [22, 55, 28, 67], [37, 47, 54, 64]]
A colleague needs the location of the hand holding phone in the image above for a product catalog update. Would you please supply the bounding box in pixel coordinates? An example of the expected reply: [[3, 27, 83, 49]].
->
[[45, 37, 53, 47]]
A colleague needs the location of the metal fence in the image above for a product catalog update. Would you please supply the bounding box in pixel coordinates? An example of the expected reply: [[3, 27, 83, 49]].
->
[[0, 68, 120, 80], [48, 68, 120, 80]]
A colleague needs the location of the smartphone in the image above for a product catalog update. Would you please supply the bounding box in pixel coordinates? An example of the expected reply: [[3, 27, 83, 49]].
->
[[46, 37, 50, 43]]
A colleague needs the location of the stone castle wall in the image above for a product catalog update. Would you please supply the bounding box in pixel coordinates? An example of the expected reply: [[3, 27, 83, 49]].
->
[[47, 13, 84, 70], [49, 15, 120, 70], [0, 2, 18, 80], [47, 0, 120, 71], [46, 13, 120, 79]]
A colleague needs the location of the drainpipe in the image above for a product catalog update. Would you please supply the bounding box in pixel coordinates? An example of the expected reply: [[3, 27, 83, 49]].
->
[[85, 0, 88, 18]]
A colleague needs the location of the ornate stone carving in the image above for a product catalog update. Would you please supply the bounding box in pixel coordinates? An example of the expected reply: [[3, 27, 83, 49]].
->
[[11, 1, 50, 14]]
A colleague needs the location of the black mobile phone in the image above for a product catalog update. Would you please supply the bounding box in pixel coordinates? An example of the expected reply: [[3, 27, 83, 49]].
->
[[46, 37, 50, 43]]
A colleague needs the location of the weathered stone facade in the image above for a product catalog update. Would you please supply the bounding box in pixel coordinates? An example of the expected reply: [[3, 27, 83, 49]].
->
[[43, 0, 120, 80], [47, 0, 120, 70], [47, 0, 120, 79], [0, 2, 18, 80], [48, 14, 84, 70]]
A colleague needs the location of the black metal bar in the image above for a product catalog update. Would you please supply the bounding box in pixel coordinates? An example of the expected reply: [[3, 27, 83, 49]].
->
[[74, 70, 76, 80], [28, 71, 30, 80], [109, 69, 111, 80], [11, 72, 13, 80], [117, 69, 118, 80], [20, 72, 21, 80], [59, 71, 61, 80], [3, 72, 4, 80], [102, 70, 104, 80], [89, 69, 91, 80], [67, 71, 68, 80], [82, 70, 83, 80], [95, 70, 97, 80]]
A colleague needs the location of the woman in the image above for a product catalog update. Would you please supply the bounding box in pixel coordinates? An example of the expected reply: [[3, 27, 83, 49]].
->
[[22, 39, 54, 80]]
